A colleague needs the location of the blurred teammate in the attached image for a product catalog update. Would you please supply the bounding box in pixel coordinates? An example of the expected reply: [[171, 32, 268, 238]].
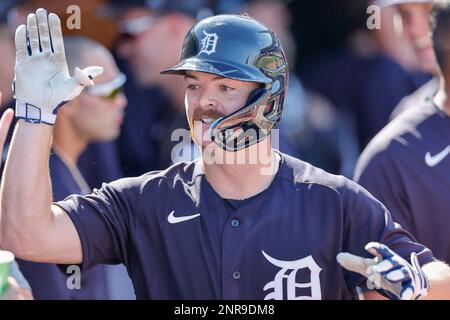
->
[[376, 0, 441, 118], [1, 9, 450, 300], [115, 0, 208, 171], [356, 1, 450, 269]]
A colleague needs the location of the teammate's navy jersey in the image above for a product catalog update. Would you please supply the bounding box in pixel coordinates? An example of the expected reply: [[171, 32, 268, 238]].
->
[[17, 152, 109, 300], [390, 78, 438, 120], [354, 101, 450, 264], [56, 152, 433, 300]]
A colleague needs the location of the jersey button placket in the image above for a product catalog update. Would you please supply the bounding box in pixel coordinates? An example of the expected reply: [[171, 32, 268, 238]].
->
[[222, 215, 245, 298]]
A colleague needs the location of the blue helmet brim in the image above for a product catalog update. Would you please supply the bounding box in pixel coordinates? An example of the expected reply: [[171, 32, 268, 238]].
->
[[161, 57, 271, 84]]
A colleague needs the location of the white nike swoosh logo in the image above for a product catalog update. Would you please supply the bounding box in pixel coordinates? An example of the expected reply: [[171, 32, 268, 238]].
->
[[167, 210, 201, 224], [425, 146, 450, 167]]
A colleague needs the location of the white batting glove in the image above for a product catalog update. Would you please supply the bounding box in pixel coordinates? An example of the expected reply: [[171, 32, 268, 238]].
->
[[337, 242, 429, 300], [13, 8, 103, 125]]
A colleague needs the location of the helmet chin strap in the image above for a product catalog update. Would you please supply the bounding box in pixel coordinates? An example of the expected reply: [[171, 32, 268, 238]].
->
[[209, 87, 273, 152]]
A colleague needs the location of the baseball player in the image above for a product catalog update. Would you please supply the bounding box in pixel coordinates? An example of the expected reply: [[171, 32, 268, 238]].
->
[[354, 0, 450, 289], [1, 8, 450, 300], [378, 0, 439, 75], [376, 0, 440, 118]]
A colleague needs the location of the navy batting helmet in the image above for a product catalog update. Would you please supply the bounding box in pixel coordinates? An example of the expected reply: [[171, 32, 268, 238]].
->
[[162, 14, 289, 151]]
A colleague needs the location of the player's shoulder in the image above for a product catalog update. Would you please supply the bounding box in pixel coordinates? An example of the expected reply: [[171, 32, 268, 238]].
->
[[278, 152, 367, 199], [99, 160, 199, 194], [391, 77, 438, 119], [359, 99, 438, 167], [279, 153, 387, 219]]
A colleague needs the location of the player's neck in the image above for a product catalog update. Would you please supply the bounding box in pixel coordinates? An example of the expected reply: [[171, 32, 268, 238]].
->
[[202, 140, 280, 200], [433, 75, 450, 116]]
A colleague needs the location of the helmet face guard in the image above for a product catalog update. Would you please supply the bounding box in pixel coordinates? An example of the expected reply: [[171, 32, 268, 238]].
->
[[210, 87, 273, 151], [162, 14, 289, 152]]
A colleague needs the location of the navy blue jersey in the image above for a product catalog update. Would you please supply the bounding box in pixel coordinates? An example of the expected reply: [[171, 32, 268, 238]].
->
[[355, 100, 450, 264], [17, 152, 109, 300], [56, 152, 433, 300]]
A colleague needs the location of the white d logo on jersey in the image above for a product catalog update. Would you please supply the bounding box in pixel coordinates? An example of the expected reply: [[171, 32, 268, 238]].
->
[[262, 251, 322, 300], [199, 30, 218, 56]]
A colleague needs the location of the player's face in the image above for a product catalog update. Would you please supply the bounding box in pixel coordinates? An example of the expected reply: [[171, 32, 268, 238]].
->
[[72, 56, 127, 142], [398, 3, 437, 73], [184, 71, 260, 148]]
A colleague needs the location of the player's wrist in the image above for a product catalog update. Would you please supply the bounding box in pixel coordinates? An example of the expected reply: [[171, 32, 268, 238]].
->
[[15, 99, 57, 125]]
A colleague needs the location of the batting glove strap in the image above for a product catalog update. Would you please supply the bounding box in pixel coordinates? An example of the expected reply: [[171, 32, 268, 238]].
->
[[15, 99, 60, 125]]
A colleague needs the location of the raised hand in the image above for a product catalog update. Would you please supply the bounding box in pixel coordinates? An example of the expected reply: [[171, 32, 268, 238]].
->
[[13, 8, 103, 125]]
